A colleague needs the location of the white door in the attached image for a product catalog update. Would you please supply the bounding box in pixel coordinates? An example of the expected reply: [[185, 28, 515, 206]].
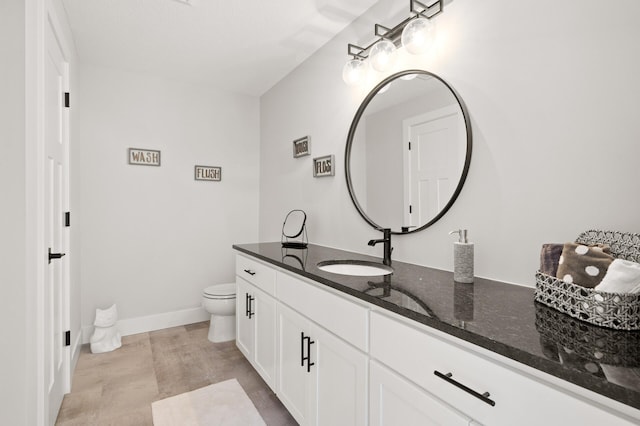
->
[[277, 304, 316, 425], [253, 288, 277, 390], [403, 106, 464, 227], [44, 18, 70, 425], [315, 324, 368, 426], [235, 278, 254, 358], [369, 361, 471, 426]]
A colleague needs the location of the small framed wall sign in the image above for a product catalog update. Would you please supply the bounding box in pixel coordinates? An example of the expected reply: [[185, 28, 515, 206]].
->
[[313, 155, 334, 177], [293, 136, 311, 158], [129, 148, 161, 166], [194, 165, 222, 181]]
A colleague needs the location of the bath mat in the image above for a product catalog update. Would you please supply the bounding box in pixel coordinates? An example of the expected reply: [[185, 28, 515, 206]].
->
[[151, 379, 265, 426]]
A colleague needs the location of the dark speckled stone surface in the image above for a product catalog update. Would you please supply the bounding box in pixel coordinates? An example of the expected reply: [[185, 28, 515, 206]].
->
[[233, 242, 640, 411]]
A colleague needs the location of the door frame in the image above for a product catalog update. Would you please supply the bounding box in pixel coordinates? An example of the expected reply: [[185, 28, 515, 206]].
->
[[26, 0, 73, 424]]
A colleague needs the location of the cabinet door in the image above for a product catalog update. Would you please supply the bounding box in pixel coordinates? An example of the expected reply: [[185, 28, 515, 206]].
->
[[253, 287, 277, 390], [315, 324, 368, 426], [278, 304, 316, 425], [235, 278, 253, 359], [370, 361, 471, 426]]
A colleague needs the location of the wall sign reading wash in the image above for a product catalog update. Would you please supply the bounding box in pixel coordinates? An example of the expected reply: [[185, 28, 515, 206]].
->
[[195, 165, 222, 181], [128, 148, 161, 166], [313, 155, 334, 177]]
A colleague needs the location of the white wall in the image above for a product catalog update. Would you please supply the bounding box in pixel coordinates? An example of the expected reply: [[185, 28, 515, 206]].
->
[[259, 0, 640, 286], [77, 64, 260, 332], [0, 1, 27, 423]]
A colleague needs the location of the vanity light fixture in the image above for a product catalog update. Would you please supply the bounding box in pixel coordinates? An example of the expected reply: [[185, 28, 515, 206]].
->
[[342, 0, 442, 85]]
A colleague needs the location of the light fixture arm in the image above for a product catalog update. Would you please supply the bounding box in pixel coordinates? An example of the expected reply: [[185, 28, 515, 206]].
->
[[374, 24, 392, 38], [411, 0, 443, 19], [347, 43, 368, 60]]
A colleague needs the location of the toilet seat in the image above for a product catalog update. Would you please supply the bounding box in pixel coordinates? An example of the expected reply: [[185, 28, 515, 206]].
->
[[203, 283, 236, 299]]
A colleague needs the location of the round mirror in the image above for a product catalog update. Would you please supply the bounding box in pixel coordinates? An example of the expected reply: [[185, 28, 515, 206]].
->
[[345, 70, 472, 234]]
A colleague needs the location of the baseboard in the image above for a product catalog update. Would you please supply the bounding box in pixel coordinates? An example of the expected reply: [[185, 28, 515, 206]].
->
[[82, 306, 210, 344]]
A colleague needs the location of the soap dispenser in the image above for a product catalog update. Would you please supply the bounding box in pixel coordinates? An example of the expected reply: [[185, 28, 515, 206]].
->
[[449, 229, 474, 283]]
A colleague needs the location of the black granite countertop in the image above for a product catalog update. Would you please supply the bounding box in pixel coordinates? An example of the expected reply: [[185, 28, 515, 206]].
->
[[233, 242, 640, 411]]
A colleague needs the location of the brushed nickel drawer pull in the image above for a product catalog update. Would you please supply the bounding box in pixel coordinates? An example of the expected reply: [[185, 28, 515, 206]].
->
[[434, 370, 495, 407]]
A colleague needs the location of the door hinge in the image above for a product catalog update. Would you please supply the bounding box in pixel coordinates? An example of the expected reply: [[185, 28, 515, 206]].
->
[[64, 92, 70, 108], [65, 212, 71, 227], [409, 205, 413, 214], [64, 330, 71, 347], [408, 141, 411, 150]]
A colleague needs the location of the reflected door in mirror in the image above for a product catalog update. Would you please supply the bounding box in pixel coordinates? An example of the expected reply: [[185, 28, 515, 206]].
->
[[404, 106, 464, 228]]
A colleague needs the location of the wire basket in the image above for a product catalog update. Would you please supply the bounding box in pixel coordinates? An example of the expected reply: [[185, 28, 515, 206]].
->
[[534, 230, 640, 331]]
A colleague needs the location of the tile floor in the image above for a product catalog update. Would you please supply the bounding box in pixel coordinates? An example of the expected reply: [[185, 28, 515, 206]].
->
[[55, 322, 296, 425]]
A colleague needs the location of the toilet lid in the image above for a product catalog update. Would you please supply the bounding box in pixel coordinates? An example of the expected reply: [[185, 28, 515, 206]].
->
[[203, 283, 236, 297]]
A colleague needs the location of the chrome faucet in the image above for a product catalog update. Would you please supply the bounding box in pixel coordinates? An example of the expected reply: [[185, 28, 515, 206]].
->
[[368, 228, 392, 266]]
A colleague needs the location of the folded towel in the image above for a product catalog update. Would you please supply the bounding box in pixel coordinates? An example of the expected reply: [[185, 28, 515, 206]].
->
[[594, 259, 640, 294], [556, 243, 614, 288], [540, 244, 564, 276]]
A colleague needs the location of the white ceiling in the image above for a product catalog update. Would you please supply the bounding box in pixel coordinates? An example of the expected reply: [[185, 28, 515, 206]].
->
[[61, 0, 380, 96]]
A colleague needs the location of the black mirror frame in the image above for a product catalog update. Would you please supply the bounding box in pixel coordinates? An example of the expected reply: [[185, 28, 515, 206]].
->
[[345, 69, 473, 235]]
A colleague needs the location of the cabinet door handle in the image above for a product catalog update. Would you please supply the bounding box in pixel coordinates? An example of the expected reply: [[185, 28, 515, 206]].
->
[[300, 332, 315, 373], [434, 370, 495, 407], [300, 332, 305, 368], [245, 293, 250, 317], [306, 336, 315, 373], [243, 269, 256, 276], [248, 295, 255, 319], [48, 248, 66, 264]]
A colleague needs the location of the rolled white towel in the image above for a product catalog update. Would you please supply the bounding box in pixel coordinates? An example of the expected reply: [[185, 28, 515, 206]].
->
[[594, 259, 640, 294]]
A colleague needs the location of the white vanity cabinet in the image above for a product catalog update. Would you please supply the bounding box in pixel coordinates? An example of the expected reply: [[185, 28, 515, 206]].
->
[[235, 251, 640, 426], [276, 279, 368, 426], [235, 254, 368, 425], [235, 257, 277, 390], [370, 311, 637, 426]]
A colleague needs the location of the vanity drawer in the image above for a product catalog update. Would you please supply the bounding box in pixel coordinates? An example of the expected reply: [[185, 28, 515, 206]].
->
[[236, 254, 276, 296], [370, 311, 635, 426], [277, 271, 369, 352]]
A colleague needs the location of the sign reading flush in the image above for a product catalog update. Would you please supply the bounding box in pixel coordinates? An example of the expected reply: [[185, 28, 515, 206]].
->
[[128, 148, 161, 166], [195, 165, 222, 181], [313, 155, 334, 177]]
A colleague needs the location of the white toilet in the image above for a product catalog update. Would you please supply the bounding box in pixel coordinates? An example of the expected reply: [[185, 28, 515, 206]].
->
[[202, 283, 237, 343]]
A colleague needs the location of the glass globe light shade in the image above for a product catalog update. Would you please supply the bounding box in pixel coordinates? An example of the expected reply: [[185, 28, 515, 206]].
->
[[401, 17, 433, 54], [342, 59, 367, 85], [369, 39, 397, 72]]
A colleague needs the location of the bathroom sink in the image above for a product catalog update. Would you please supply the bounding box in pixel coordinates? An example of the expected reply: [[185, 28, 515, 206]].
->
[[316, 260, 393, 276]]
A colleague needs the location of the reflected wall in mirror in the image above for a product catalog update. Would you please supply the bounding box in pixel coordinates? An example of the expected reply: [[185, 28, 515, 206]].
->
[[346, 70, 472, 234]]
